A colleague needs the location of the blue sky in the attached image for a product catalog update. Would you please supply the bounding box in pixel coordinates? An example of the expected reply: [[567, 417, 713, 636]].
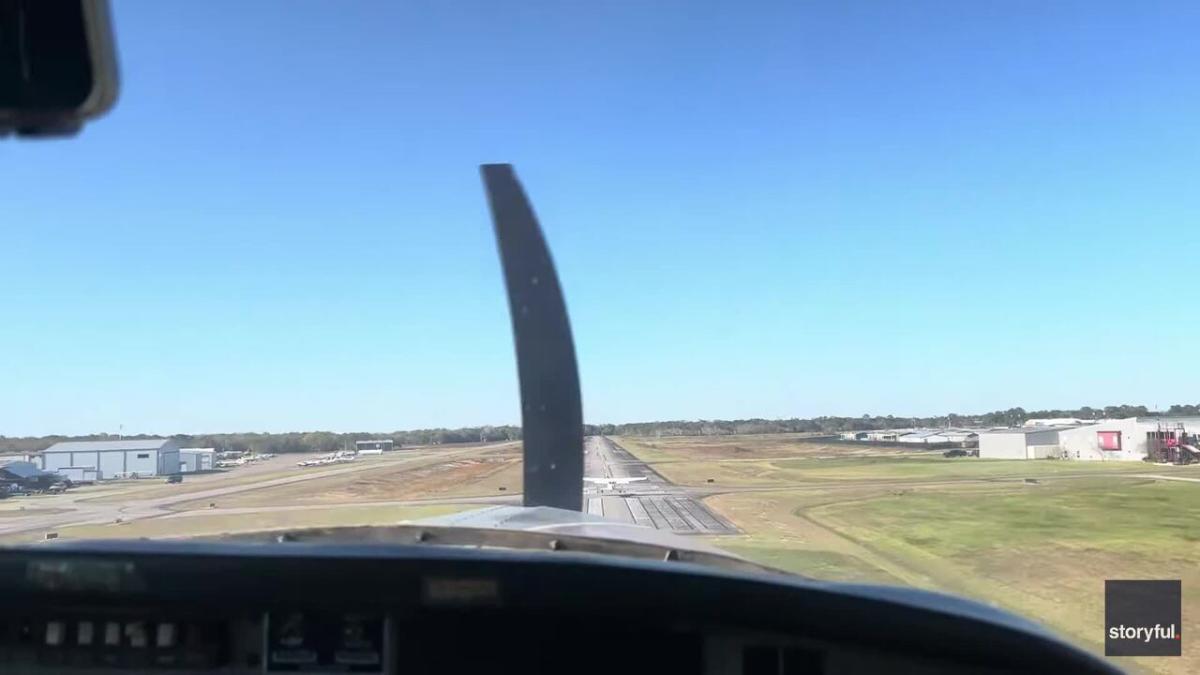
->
[[4, 1, 1199, 436]]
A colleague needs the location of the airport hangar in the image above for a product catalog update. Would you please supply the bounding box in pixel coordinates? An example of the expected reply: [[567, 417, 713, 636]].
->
[[41, 439, 181, 480], [178, 447, 216, 472], [978, 417, 1200, 461]]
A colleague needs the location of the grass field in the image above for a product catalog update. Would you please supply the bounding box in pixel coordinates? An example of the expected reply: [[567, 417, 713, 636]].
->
[[171, 447, 522, 510], [815, 479, 1200, 675], [715, 545, 896, 583], [620, 436, 1200, 675], [0, 443, 521, 547], [617, 434, 894, 463], [0, 507, 69, 518], [616, 434, 1176, 487]]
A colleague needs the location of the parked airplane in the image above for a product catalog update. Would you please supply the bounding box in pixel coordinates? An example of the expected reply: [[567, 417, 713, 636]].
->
[[584, 476, 648, 491], [297, 451, 358, 468]]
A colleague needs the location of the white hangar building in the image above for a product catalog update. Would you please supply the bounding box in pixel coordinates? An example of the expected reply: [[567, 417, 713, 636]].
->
[[41, 439, 181, 480], [980, 418, 1200, 462]]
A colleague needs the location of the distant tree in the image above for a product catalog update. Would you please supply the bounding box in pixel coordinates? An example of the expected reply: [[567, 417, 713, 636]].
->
[[10, 400, 1194, 453]]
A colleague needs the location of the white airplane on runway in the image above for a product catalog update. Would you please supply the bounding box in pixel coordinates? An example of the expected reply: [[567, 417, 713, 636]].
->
[[584, 476, 648, 491]]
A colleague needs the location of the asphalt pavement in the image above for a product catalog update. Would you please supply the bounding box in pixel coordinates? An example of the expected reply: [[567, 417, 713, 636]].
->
[[583, 436, 738, 535]]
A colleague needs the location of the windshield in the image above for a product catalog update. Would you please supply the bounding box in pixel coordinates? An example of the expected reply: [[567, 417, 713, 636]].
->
[[3, 3, 1198, 673]]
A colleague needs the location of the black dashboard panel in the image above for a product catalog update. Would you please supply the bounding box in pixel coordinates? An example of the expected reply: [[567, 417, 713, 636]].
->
[[0, 540, 1120, 674], [0, 613, 247, 671]]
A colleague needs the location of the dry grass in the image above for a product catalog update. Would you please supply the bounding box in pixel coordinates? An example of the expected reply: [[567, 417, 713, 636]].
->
[[77, 455, 326, 504], [55, 504, 472, 540], [170, 447, 522, 510], [0, 444, 521, 546], [616, 434, 898, 462], [0, 507, 69, 518]]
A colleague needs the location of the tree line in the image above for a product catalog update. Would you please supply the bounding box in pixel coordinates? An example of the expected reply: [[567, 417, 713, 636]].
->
[[2, 402, 1195, 454], [0, 427, 521, 455]]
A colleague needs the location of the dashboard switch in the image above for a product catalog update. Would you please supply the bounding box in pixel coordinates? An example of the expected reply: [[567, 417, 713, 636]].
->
[[103, 621, 121, 646], [156, 622, 177, 648], [125, 621, 148, 648], [77, 621, 94, 646], [44, 620, 65, 646]]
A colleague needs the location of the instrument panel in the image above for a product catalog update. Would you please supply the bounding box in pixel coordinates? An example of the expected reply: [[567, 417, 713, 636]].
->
[[0, 607, 1027, 675], [0, 611, 389, 674], [0, 541, 1120, 675]]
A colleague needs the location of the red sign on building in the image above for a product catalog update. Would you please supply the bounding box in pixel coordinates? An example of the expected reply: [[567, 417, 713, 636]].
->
[[1097, 431, 1122, 451]]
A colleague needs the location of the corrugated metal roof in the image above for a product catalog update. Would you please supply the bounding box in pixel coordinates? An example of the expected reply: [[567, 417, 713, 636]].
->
[[898, 430, 943, 439], [0, 461, 46, 479], [979, 425, 1076, 435], [43, 439, 173, 453]]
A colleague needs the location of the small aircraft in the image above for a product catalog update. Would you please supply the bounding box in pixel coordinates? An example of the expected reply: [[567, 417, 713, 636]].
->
[[584, 476, 648, 491], [297, 451, 357, 468]]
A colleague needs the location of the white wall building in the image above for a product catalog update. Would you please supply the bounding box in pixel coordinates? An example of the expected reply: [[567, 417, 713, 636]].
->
[[841, 429, 979, 445], [178, 448, 215, 472], [933, 430, 980, 445], [1058, 417, 1200, 461], [1056, 419, 1149, 461], [982, 417, 1200, 461], [896, 430, 943, 444], [55, 466, 100, 483], [863, 429, 913, 442], [902, 429, 980, 445], [41, 439, 181, 479], [978, 427, 1071, 459]]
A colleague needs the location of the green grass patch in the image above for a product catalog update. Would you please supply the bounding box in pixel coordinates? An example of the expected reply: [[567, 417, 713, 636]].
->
[[621, 454, 1163, 488], [611, 437, 678, 463], [812, 480, 1200, 674], [819, 479, 1200, 560], [775, 456, 1157, 481], [620, 440, 1170, 487]]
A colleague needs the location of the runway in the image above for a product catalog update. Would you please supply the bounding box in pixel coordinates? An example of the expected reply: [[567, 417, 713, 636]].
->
[[0, 439, 738, 542], [583, 436, 737, 535]]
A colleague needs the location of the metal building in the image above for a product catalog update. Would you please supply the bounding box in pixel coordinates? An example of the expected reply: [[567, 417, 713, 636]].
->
[[896, 430, 944, 444], [55, 466, 99, 483], [41, 439, 181, 479], [863, 429, 910, 442], [355, 439, 394, 453], [932, 430, 980, 446], [980, 417, 1200, 462], [178, 448, 215, 472], [1058, 417, 1200, 461], [977, 426, 1072, 459]]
